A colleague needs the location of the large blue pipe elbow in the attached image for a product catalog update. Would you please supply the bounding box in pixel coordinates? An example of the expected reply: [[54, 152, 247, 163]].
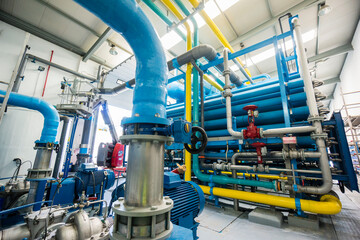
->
[[167, 82, 185, 103], [0, 90, 59, 143], [75, 0, 169, 126]]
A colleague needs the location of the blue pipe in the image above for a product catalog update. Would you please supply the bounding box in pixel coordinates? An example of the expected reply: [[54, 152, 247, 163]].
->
[[167, 81, 305, 116], [0, 201, 51, 216], [75, 0, 169, 126], [0, 90, 59, 143], [252, 74, 271, 81], [204, 106, 309, 131], [166, 77, 281, 109], [166, 78, 304, 112], [167, 82, 185, 103], [168, 92, 307, 119], [205, 136, 315, 150]]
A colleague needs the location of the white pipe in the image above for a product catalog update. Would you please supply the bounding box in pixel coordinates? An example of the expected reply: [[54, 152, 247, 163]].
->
[[223, 48, 243, 138], [262, 126, 317, 136], [292, 17, 332, 195]]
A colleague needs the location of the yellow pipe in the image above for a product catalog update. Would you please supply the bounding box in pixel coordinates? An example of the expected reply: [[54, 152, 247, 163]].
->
[[203, 75, 223, 91], [160, 0, 193, 181], [187, 0, 251, 77], [207, 170, 287, 180], [200, 185, 342, 215]]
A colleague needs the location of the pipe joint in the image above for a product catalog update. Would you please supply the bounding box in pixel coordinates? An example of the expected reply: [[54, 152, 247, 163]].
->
[[308, 115, 325, 123], [222, 69, 231, 76], [222, 90, 233, 98], [310, 132, 328, 140]]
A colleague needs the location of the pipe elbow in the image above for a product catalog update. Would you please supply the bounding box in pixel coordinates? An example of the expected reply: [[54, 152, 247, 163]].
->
[[36, 99, 60, 143], [0, 90, 59, 143], [301, 194, 342, 215], [76, 0, 169, 126], [227, 128, 243, 139], [191, 44, 217, 60]]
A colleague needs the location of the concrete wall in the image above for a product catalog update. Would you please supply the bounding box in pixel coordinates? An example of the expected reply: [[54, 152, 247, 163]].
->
[[330, 20, 360, 116], [0, 21, 100, 178]]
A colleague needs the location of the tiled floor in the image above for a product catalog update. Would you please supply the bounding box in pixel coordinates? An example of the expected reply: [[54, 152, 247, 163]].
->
[[196, 187, 360, 240], [104, 178, 360, 239]]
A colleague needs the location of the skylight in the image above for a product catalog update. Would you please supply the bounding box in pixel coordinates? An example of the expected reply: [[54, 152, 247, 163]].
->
[[161, 0, 239, 49], [244, 29, 316, 67]]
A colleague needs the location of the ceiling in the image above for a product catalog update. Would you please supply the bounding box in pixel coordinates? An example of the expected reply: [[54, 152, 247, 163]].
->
[[0, 0, 359, 110]]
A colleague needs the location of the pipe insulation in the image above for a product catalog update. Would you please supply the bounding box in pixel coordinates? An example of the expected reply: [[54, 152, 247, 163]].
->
[[167, 78, 305, 114], [168, 44, 242, 87], [75, 0, 169, 126], [0, 90, 59, 143]]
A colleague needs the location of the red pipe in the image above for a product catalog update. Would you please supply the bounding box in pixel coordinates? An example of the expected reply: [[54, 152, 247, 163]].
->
[[41, 50, 54, 97]]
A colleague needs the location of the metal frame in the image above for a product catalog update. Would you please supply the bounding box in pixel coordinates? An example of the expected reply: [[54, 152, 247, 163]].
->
[[169, 28, 300, 127]]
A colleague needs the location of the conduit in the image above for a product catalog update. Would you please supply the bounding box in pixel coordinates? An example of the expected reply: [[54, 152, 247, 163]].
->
[[41, 50, 54, 97], [200, 185, 342, 215], [167, 44, 239, 87], [192, 153, 277, 190], [187, 0, 252, 80], [207, 171, 288, 180], [142, 0, 186, 41], [160, 0, 193, 181]]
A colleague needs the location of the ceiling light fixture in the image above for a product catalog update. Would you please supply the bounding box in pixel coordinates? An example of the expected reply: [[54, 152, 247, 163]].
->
[[109, 44, 118, 55], [318, 3, 332, 16]]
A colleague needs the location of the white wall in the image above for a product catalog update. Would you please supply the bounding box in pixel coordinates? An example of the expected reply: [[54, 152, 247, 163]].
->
[[330, 20, 360, 116], [0, 21, 100, 178]]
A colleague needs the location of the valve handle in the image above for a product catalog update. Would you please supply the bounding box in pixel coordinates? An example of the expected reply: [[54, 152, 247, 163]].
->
[[184, 126, 208, 154]]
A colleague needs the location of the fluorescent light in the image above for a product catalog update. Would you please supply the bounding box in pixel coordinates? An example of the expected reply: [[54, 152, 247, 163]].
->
[[194, 0, 239, 28], [250, 48, 275, 65], [161, 0, 240, 50], [216, 0, 239, 11], [244, 29, 316, 67]]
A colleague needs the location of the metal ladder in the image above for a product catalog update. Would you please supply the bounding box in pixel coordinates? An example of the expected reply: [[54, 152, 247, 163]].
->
[[0, 34, 30, 125], [339, 87, 360, 166]]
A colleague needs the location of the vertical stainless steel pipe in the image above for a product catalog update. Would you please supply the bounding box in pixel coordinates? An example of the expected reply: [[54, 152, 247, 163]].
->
[[292, 17, 332, 195], [223, 49, 243, 138], [124, 138, 165, 207]]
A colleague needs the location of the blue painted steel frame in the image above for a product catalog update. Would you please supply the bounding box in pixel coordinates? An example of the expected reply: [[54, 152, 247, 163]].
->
[[331, 112, 359, 191], [167, 30, 299, 127]]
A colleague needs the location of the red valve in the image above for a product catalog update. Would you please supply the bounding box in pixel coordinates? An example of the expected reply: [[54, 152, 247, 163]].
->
[[242, 105, 258, 112], [242, 105, 260, 139], [251, 142, 266, 164], [88, 197, 97, 201]]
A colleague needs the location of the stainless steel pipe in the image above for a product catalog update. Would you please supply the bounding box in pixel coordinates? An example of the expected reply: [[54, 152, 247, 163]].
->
[[124, 138, 165, 207], [223, 48, 243, 138], [292, 17, 332, 195], [262, 126, 316, 136]]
